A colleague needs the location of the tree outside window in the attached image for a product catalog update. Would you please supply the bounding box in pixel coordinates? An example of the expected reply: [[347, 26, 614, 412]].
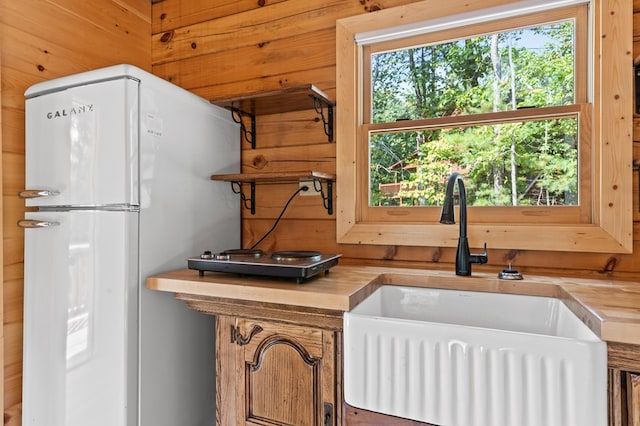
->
[[367, 20, 581, 208]]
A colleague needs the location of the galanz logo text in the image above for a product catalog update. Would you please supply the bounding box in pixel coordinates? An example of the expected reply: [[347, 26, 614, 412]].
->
[[46, 104, 94, 119]]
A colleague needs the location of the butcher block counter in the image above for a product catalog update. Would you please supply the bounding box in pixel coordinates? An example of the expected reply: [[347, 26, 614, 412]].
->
[[147, 265, 640, 425], [147, 265, 640, 345]]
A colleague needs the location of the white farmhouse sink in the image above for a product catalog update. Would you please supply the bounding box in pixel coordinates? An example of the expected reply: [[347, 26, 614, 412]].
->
[[344, 286, 607, 426]]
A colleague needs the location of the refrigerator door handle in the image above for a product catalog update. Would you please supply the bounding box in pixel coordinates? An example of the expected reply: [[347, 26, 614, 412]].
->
[[19, 189, 60, 199], [18, 219, 60, 229]]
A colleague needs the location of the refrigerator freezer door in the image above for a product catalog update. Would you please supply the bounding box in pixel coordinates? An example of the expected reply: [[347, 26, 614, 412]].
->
[[23, 77, 138, 207], [22, 210, 138, 426]]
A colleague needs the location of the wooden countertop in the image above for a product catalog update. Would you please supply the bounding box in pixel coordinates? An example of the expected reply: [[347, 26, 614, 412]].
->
[[147, 265, 640, 345]]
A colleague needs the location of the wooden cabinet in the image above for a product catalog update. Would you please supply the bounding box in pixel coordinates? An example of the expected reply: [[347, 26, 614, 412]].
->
[[171, 289, 640, 426], [608, 343, 640, 426], [218, 316, 338, 426], [609, 369, 640, 425], [174, 294, 343, 426]]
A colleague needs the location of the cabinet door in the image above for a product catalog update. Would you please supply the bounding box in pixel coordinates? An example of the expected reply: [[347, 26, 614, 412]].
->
[[609, 369, 640, 426], [222, 317, 336, 426]]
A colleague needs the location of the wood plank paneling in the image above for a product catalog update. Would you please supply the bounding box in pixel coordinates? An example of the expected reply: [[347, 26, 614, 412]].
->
[[241, 143, 335, 174], [241, 218, 640, 276], [153, 27, 337, 90], [113, 0, 150, 23], [152, 0, 417, 35], [152, 0, 640, 281], [152, 0, 287, 34], [635, 143, 640, 222], [252, 109, 338, 148], [2, 0, 149, 76], [192, 65, 336, 105], [1, 0, 151, 418], [0, 109, 24, 156], [152, 0, 424, 65], [0, 47, 4, 425], [239, 183, 335, 220]]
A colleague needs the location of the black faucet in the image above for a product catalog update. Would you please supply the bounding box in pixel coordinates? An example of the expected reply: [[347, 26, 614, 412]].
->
[[439, 172, 488, 276]]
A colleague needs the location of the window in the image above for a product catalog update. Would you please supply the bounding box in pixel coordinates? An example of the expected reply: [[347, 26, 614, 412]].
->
[[364, 6, 589, 224], [336, 0, 633, 253]]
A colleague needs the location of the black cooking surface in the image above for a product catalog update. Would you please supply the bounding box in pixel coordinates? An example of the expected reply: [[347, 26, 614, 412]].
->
[[187, 250, 341, 283]]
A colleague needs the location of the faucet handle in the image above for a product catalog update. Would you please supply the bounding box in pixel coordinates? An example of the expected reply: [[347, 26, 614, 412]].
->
[[470, 242, 488, 264]]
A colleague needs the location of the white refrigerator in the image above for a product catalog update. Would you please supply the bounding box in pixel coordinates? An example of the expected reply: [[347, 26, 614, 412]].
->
[[19, 64, 240, 426]]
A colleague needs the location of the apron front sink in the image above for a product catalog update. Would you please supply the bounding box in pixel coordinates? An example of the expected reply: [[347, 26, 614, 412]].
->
[[343, 285, 607, 426]]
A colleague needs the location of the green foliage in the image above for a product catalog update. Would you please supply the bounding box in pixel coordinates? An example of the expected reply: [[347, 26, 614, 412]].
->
[[369, 21, 579, 207]]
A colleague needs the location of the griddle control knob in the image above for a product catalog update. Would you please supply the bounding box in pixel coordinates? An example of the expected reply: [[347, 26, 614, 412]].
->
[[200, 250, 213, 260]]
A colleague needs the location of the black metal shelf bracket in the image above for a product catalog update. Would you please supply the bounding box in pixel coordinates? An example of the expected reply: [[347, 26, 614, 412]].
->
[[312, 96, 334, 143], [230, 181, 256, 215], [313, 179, 334, 215], [230, 108, 256, 149]]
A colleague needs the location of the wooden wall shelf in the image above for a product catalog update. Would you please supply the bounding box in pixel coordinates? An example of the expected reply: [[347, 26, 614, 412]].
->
[[211, 171, 334, 183], [211, 85, 335, 148], [212, 85, 334, 115], [211, 171, 335, 215]]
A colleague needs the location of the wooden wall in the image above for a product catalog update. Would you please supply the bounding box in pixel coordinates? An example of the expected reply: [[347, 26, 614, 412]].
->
[[0, 0, 151, 422], [152, 0, 640, 281]]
